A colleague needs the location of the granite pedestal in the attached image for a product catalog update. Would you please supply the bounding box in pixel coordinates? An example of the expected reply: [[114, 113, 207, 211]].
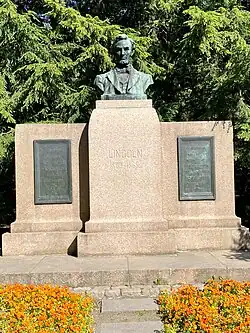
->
[[2, 124, 89, 255], [2, 100, 247, 256], [77, 101, 243, 256]]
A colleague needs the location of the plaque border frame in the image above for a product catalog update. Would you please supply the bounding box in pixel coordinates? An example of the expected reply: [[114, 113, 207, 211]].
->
[[178, 136, 216, 201], [33, 139, 72, 205]]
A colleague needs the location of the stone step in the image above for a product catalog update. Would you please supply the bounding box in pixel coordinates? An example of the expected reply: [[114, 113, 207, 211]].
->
[[0, 250, 249, 289], [99, 321, 163, 333], [94, 297, 162, 332], [101, 298, 158, 313]]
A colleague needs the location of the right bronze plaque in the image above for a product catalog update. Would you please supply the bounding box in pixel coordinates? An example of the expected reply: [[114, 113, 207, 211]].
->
[[178, 136, 215, 201]]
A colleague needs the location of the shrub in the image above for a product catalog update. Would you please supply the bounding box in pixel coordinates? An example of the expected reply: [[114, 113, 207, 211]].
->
[[0, 284, 94, 332], [158, 278, 250, 333]]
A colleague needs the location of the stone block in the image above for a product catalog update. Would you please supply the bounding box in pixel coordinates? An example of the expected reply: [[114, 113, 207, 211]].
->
[[14, 124, 88, 229], [2, 123, 89, 256], [73, 287, 92, 294], [5, 105, 245, 257], [2, 231, 78, 256], [167, 217, 240, 229], [161, 121, 238, 222], [78, 231, 176, 256], [91, 286, 107, 299], [100, 321, 163, 333], [128, 270, 163, 286], [104, 288, 121, 298], [85, 221, 169, 233], [120, 286, 142, 297], [101, 270, 130, 286], [11, 221, 82, 233], [176, 227, 246, 251], [102, 298, 158, 312], [87, 99, 162, 224]]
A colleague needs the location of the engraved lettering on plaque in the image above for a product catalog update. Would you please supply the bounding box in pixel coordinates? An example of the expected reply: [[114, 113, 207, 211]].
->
[[178, 136, 215, 200], [34, 140, 72, 204]]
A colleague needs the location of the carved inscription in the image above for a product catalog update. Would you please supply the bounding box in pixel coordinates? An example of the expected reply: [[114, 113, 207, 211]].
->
[[108, 148, 144, 169], [34, 140, 72, 204], [178, 137, 215, 200]]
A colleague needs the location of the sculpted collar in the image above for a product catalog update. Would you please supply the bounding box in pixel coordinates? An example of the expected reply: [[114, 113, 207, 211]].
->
[[115, 64, 133, 74], [106, 66, 140, 94]]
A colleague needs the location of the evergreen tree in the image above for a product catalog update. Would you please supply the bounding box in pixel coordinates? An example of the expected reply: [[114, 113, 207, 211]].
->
[[0, 0, 162, 223], [1, 0, 250, 225]]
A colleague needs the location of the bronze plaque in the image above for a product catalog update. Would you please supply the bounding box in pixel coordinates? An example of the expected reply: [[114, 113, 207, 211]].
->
[[178, 136, 215, 200], [34, 140, 72, 204]]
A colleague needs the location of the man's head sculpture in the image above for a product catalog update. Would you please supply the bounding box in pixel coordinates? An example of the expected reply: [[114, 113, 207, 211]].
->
[[94, 34, 153, 100], [112, 34, 135, 67]]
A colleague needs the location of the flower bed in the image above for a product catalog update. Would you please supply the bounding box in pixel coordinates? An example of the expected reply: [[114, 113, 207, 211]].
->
[[158, 278, 250, 333], [0, 284, 94, 332]]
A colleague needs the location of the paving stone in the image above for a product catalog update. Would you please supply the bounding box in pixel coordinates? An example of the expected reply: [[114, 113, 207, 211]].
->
[[128, 251, 224, 270], [73, 287, 92, 294], [140, 286, 151, 297], [0, 256, 44, 274], [92, 286, 108, 299], [159, 285, 171, 293], [100, 321, 162, 333], [148, 287, 160, 298], [105, 287, 121, 298], [0, 250, 250, 288], [120, 286, 142, 297], [211, 250, 250, 268], [102, 298, 158, 313]]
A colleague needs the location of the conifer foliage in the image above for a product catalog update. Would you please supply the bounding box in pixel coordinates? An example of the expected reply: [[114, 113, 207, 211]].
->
[[1, 0, 250, 224], [0, 0, 160, 223]]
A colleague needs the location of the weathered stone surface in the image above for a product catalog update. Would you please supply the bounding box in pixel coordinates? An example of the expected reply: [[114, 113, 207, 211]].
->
[[102, 298, 158, 313], [0, 251, 250, 288], [78, 231, 176, 256], [105, 288, 121, 298], [3, 124, 88, 256], [161, 121, 239, 223], [2, 232, 78, 256], [3, 116, 247, 257], [14, 124, 87, 227], [87, 100, 162, 224], [100, 321, 163, 333], [92, 286, 108, 299], [120, 286, 142, 297], [175, 227, 245, 251]]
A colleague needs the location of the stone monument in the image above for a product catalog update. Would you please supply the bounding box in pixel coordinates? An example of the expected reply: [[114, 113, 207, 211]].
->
[[2, 34, 248, 256], [77, 35, 244, 255]]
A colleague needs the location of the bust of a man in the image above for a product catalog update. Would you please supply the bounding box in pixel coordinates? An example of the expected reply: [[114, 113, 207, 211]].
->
[[94, 34, 153, 100]]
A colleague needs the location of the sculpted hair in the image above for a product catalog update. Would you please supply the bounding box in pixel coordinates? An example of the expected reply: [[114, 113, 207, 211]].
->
[[112, 34, 135, 52]]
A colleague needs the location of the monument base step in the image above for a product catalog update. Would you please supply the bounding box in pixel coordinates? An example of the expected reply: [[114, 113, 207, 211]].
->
[[96, 298, 162, 333], [2, 231, 78, 256], [78, 230, 177, 256], [0, 250, 250, 288], [11, 220, 82, 233], [78, 227, 249, 256], [85, 217, 240, 233], [85, 220, 169, 233]]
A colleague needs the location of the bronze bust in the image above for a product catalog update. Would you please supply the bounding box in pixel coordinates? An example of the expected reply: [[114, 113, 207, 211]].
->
[[94, 34, 153, 100]]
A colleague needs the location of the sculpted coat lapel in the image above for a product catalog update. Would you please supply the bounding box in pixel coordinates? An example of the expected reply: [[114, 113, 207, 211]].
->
[[94, 66, 153, 99]]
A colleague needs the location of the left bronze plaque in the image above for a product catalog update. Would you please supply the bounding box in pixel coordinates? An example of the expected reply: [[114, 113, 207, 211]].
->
[[34, 140, 72, 204]]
